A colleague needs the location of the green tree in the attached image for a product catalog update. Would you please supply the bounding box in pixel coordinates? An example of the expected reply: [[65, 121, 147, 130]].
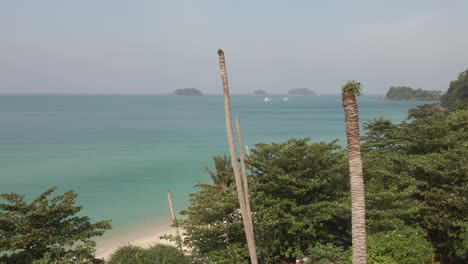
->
[[0, 187, 111, 264], [175, 155, 247, 263], [173, 139, 351, 264], [363, 105, 468, 263], [441, 69, 468, 110], [361, 117, 399, 151], [250, 139, 351, 263], [342, 80, 367, 264], [108, 244, 190, 264]]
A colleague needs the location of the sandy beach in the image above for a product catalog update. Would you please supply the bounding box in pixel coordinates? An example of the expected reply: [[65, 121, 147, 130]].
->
[[95, 221, 178, 260]]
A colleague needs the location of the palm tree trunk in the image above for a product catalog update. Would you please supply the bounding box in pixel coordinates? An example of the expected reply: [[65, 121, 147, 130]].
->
[[167, 190, 183, 252], [235, 116, 254, 239], [218, 49, 258, 264], [245, 145, 255, 176], [342, 87, 367, 264]]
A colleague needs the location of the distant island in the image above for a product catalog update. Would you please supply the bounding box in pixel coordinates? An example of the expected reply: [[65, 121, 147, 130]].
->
[[386, 86, 441, 100], [253, 89, 268, 96], [288, 88, 316, 96], [172, 88, 203, 96]]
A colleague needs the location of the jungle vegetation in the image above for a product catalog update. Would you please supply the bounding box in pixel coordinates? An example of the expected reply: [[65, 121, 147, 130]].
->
[[166, 102, 467, 263]]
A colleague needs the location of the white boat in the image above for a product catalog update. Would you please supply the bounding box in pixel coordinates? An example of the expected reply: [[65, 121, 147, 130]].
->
[[264, 97, 272, 102], [283, 96, 288, 101]]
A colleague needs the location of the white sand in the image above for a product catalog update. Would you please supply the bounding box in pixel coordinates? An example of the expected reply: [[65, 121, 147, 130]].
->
[[95, 221, 178, 260]]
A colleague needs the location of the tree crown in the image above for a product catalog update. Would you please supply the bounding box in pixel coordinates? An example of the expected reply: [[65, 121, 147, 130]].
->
[[342, 80, 362, 96]]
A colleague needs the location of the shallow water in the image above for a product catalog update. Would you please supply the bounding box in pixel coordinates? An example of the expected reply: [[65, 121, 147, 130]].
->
[[0, 95, 426, 235]]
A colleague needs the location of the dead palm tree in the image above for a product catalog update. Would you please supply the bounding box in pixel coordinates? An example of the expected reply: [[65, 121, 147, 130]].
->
[[342, 80, 367, 264], [235, 116, 254, 239], [166, 190, 183, 252], [218, 49, 258, 264]]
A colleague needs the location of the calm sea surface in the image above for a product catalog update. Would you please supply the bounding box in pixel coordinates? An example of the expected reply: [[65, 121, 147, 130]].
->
[[0, 95, 426, 235]]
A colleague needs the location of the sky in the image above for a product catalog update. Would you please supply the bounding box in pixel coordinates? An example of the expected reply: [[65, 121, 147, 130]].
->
[[1, 0, 467, 95]]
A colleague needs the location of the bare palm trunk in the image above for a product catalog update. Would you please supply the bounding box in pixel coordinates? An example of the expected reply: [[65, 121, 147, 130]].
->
[[167, 190, 183, 252], [235, 116, 254, 238], [218, 49, 258, 264], [245, 145, 254, 176], [342, 81, 367, 264]]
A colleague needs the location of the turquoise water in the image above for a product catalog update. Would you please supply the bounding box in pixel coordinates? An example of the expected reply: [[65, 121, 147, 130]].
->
[[0, 95, 425, 235]]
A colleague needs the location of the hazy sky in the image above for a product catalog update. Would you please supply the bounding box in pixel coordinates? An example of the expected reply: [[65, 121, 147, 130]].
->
[[1, 0, 467, 94]]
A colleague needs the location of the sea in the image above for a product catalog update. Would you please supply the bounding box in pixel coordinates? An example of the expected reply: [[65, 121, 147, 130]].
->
[[0, 95, 427, 237]]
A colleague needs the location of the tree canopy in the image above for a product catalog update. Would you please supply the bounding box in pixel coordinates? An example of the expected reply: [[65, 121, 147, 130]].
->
[[0, 187, 111, 264], [441, 69, 468, 110], [167, 104, 467, 264]]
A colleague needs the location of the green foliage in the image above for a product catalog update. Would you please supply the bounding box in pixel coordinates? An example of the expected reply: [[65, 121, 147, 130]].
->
[[342, 80, 362, 95], [172, 155, 247, 262], [217, 49, 224, 56], [250, 139, 351, 262], [364, 152, 423, 233], [362, 117, 399, 151], [454, 223, 468, 260], [198, 243, 250, 264], [441, 69, 468, 110], [31, 248, 105, 264], [172, 139, 351, 264], [406, 103, 447, 121], [107, 245, 146, 264], [144, 244, 190, 264], [362, 106, 468, 263], [367, 227, 434, 264], [386, 86, 441, 100], [399, 105, 465, 154], [306, 243, 351, 264], [174, 102, 466, 263], [0, 187, 111, 264], [108, 244, 189, 264]]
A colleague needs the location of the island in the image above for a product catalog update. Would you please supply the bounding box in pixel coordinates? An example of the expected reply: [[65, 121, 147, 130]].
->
[[253, 89, 269, 96], [386, 86, 441, 100], [288, 88, 316, 96], [172, 88, 203, 96]]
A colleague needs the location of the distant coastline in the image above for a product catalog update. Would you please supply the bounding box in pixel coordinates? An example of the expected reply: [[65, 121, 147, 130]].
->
[[385, 86, 441, 101]]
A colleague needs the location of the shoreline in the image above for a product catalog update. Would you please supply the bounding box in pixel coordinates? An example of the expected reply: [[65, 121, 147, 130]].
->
[[95, 220, 178, 260]]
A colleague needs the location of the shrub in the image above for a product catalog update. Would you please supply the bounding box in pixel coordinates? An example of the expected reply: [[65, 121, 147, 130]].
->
[[368, 226, 434, 264], [108, 245, 147, 264], [108, 244, 189, 264], [306, 243, 351, 264], [144, 244, 189, 264]]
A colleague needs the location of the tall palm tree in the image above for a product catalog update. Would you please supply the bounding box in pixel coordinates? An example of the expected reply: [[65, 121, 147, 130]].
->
[[342, 80, 367, 264], [218, 49, 258, 264]]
